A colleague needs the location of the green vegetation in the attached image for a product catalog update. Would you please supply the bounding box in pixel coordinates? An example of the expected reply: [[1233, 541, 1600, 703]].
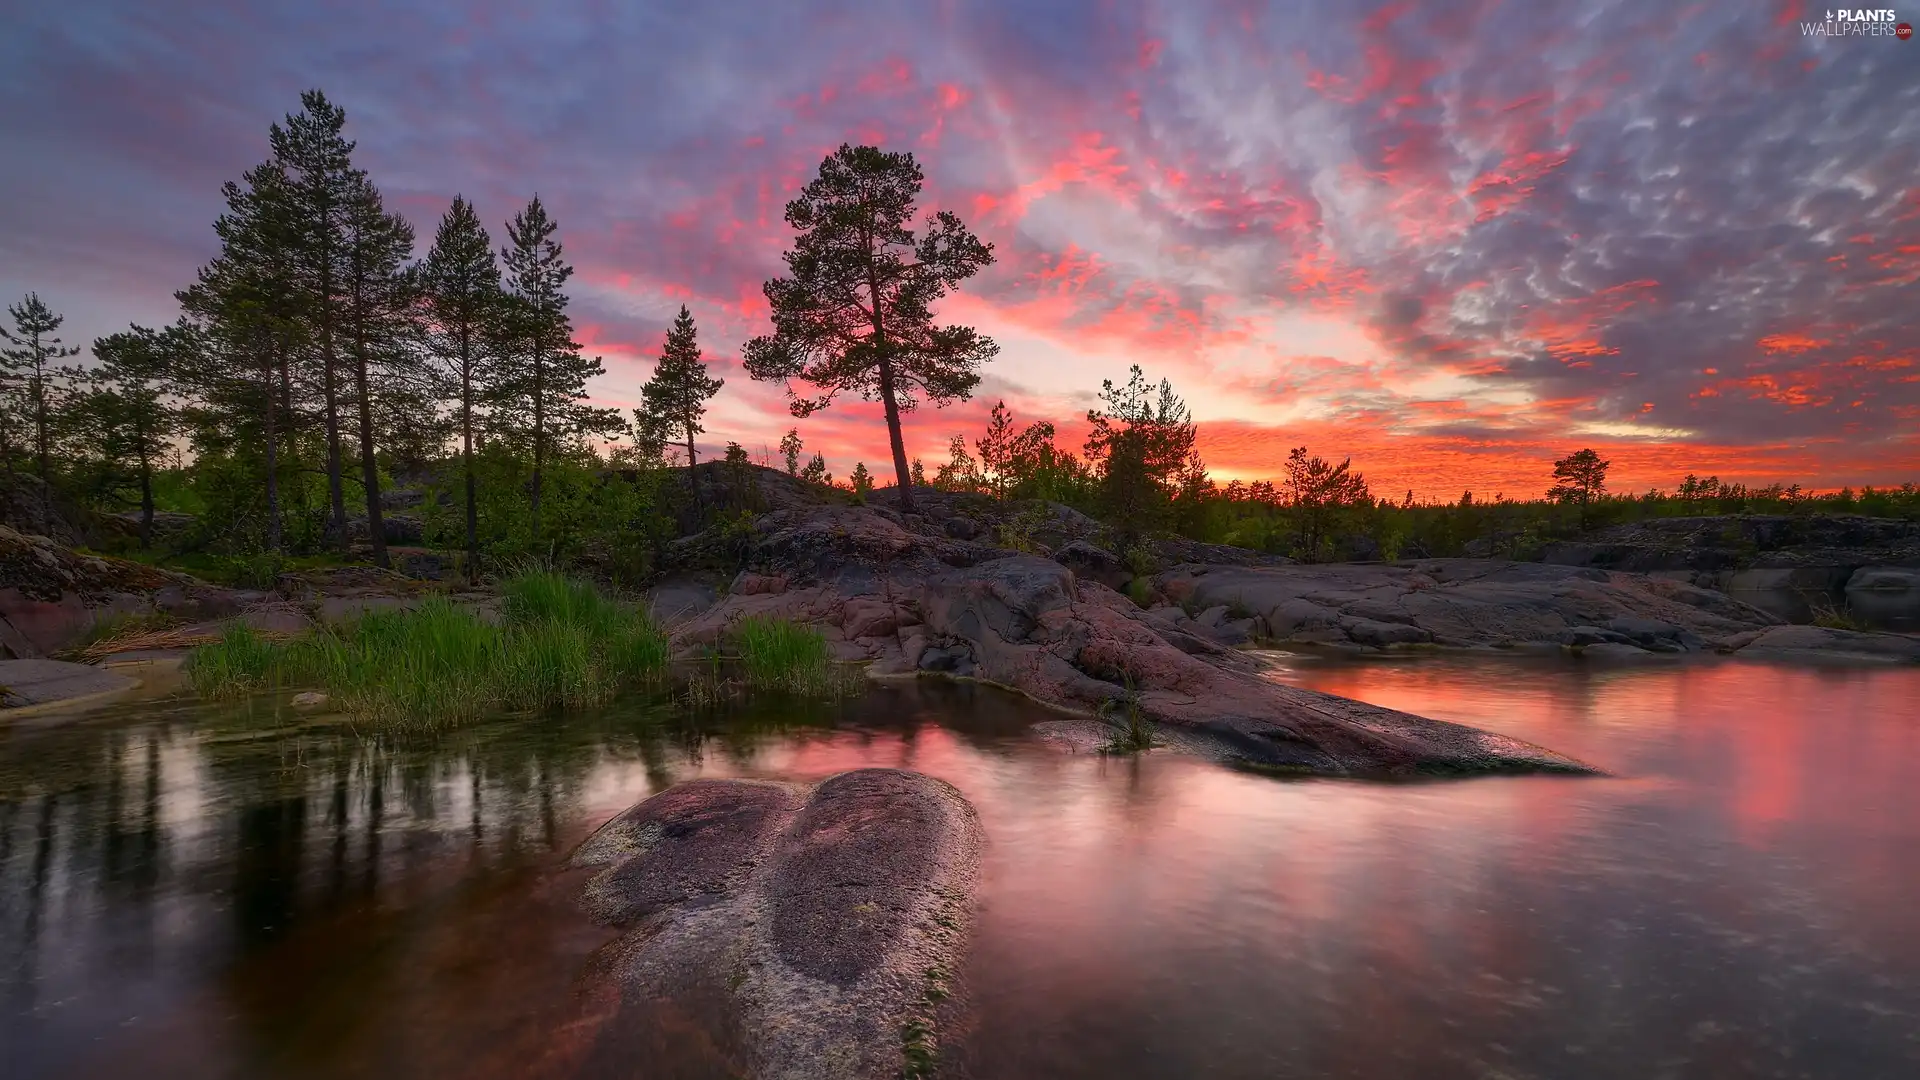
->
[[1807, 595, 1870, 632], [185, 570, 669, 728], [1098, 675, 1158, 754], [733, 616, 859, 696]]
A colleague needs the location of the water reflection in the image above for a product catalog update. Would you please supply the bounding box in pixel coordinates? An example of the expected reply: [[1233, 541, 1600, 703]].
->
[[2, 663, 1917, 1079]]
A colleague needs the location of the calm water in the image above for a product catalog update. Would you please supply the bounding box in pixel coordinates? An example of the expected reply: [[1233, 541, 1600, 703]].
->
[[3, 657, 1918, 1079]]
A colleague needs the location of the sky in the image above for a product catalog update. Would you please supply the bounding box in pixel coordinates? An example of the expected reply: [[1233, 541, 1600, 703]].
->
[[3, 0, 1918, 500]]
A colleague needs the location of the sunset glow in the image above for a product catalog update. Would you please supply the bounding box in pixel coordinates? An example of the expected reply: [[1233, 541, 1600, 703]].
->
[[3, 0, 1916, 497]]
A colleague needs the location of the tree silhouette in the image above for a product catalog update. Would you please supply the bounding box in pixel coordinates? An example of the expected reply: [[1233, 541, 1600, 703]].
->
[[420, 195, 505, 582], [0, 293, 84, 520], [639, 306, 724, 511], [743, 144, 997, 513]]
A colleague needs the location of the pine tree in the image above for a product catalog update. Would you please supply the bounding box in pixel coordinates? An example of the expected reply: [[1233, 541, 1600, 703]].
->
[[1084, 366, 1195, 542], [337, 173, 417, 569], [76, 326, 182, 548], [799, 452, 831, 487], [975, 400, 1017, 500], [176, 158, 307, 551], [639, 305, 724, 509], [0, 293, 87, 524], [743, 144, 998, 513], [779, 428, 803, 475], [499, 195, 620, 541], [420, 195, 504, 582], [850, 461, 874, 498], [270, 89, 361, 547]]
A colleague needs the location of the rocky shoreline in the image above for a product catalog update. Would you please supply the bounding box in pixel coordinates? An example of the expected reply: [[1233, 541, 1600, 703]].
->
[[7, 494, 1917, 765]]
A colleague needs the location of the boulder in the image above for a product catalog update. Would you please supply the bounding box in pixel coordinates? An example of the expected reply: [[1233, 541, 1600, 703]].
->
[[568, 770, 982, 1080], [1848, 567, 1920, 592], [1050, 540, 1131, 591]]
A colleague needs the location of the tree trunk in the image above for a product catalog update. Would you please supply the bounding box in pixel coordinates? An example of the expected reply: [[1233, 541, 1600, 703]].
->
[[350, 292, 389, 569], [530, 345, 545, 544], [864, 240, 915, 514], [30, 346, 52, 529], [685, 425, 700, 516], [877, 359, 914, 513], [321, 329, 347, 550], [136, 443, 154, 550], [262, 340, 283, 552], [461, 329, 479, 586], [317, 228, 349, 550]]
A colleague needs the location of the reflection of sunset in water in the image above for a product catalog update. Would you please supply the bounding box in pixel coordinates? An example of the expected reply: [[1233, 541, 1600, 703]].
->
[[5, 665, 1918, 1079]]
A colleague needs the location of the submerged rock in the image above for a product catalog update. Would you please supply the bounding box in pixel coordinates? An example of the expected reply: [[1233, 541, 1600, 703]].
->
[[571, 770, 982, 1080]]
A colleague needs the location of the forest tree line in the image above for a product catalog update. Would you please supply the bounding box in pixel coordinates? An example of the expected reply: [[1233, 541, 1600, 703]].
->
[[3, 89, 1916, 588]]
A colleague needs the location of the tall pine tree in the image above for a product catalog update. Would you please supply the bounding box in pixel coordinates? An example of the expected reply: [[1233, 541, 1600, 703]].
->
[[270, 89, 360, 547], [1, 293, 86, 527], [340, 173, 418, 569], [498, 195, 618, 540], [80, 325, 181, 548], [639, 305, 723, 509], [420, 195, 504, 582], [743, 144, 998, 513], [176, 159, 307, 551]]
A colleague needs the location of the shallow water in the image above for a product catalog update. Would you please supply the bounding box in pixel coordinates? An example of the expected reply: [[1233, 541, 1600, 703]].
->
[[3, 657, 1918, 1079]]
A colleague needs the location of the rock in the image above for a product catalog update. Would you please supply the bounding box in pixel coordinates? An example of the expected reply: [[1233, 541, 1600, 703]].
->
[[918, 643, 975, 676], [1541, 513, 1920, 591], [1578, 642, 1680, 662], [840, 596, 916, 640], [1848, 567, 1920, 592], [568, 770, 983, 1080], [0, 588, 89, 659], [0, 658, 139, 710], [942, 516, 980, 541], [1051, 540, 1131, 590], [318, 594, 417, 623], [647, 578, 720, 622], [903, 555, 1595, 776], [1722, 624, 1920, 663], [1157, 560, 1773, 655], [730, 572, 790, 596], [1196, 604, 1230, 628], [290, 690, 330, 710]]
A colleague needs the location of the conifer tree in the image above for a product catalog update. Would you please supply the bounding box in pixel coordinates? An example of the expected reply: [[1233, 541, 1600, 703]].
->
[[420, 195, 504, 582], [639, 305, 724, 509], [499, 195, 619, 540], [1, 294, 86, 523], [779, 428, 803, 476], [176, 159, 307, 551], [339, 173, 417, 569], [975, 400, 1017, 500], [79, 325, 181, 548], [270, 89, 360, 546], [743, 144, 998, 513]]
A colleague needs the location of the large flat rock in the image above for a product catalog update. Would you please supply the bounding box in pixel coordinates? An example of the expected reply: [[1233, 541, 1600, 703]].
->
[[569, 769, 982, 1080], [1155, 560, 1780, 654], [0, 658, 139, 710]]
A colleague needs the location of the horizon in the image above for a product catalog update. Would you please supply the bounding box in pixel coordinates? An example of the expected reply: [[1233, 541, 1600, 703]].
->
[[4, 1, 1917, 498]]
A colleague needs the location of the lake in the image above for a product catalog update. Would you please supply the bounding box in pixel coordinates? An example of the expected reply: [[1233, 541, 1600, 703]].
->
[[4, 655, 1918, 1079]]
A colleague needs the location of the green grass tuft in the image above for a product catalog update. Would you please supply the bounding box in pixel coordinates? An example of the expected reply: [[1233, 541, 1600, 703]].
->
[[185, 571, 671, 729], [732, 616, 862, 697], [185, 623, 284, 700]]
